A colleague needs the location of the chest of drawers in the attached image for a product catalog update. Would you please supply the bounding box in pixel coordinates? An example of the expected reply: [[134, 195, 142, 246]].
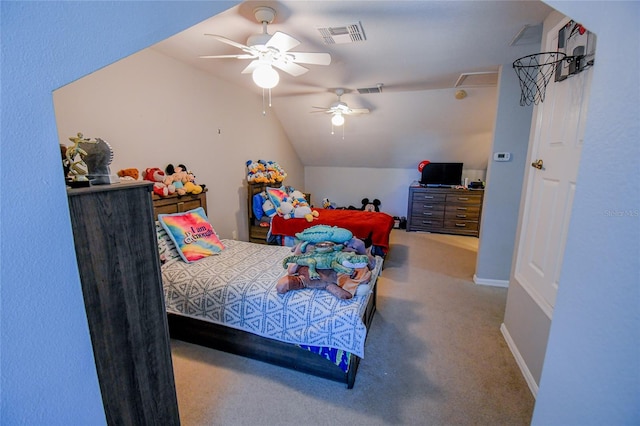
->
[[407, 184, 484, 237]]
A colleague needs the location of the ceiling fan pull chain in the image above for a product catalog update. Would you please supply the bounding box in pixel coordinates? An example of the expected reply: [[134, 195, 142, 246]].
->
[[262, 88, 266, 116], [268, 88, 272, 108]]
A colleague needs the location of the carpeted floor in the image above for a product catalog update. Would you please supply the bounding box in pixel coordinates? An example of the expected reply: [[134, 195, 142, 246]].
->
[[170, 230, 534, 425]]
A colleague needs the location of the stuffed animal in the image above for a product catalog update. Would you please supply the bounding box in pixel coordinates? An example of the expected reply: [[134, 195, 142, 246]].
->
[[293, 205, 320, 222], [294, 225, 353, 253], [164, 163, 204, 195], [361, 198, 381, 212], [183, 181, 203, 195], [276, 239, 374, 299], [282, 244, 370, 278], [117, 168, 139, 181], [322, 198, 336, 209], [142, 167, 175, 197]]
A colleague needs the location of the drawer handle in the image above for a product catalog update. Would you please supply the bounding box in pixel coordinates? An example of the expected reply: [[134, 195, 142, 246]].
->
[[423, 205, 433, 208], [423, 195, 434, 199], [422, 212, 433, 216], [422, 221, 433, 225], [456, 207, 468, 211], [457, 197, 469, 201], [456, 214, 468, 218], [455, 223, 467, 227]]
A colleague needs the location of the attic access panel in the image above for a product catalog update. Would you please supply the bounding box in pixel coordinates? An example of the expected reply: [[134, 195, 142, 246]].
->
[[455, 72, 498, 87]]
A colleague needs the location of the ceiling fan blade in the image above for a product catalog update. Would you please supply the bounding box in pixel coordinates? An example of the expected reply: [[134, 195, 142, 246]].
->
[[272, 60, 308, 77], [288, 52, 331, 66], [240, 60, 260, 74], [266, 31, 300, 52], [346, 108, 370, 115], [204, 34, 252, 51], [199, 54, 255, 59]]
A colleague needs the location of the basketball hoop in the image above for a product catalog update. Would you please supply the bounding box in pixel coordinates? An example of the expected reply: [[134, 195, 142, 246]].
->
[[513, 52, 567, 106]]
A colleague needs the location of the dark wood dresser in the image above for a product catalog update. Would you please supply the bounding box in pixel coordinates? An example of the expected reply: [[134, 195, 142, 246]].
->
[[407, 182, 484, 237], [67, 181, 180, 425]]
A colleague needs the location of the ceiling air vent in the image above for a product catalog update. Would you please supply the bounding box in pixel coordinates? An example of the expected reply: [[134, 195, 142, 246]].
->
[[317, 22, 366, 44], [455, 72, 498, 87], [357, 84, 383, 94]]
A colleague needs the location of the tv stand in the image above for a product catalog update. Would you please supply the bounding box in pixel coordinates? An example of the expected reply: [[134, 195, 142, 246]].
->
[[407, 182, 484, 237]]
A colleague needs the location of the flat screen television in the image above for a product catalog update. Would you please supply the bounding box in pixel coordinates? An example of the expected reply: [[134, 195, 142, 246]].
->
[[420, 162, 463, 187]]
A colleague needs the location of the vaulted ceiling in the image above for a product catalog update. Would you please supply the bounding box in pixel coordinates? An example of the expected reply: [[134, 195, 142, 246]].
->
[[151, 0, 553, 169]]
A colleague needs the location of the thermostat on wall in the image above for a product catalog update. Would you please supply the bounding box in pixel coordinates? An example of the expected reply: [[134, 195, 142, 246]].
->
[[493, 152, 511, 161]]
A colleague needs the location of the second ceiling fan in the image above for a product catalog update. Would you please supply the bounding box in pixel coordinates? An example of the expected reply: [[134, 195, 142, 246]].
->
[[312, 88, 370, 127], [201, 6, 331, 89]]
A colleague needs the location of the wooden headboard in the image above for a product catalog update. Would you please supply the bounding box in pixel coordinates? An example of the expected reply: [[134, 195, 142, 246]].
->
[[152, 189, 208, 220]]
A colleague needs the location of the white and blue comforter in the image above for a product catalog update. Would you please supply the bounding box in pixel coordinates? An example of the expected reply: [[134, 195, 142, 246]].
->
[[161, 239, 382, 358]]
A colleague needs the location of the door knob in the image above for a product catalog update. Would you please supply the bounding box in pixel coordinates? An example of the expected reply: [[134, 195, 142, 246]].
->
[[531, 159, 544, 170]]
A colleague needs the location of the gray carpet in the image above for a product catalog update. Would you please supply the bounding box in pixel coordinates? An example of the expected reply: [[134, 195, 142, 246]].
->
[[170, 230, 534, 425]]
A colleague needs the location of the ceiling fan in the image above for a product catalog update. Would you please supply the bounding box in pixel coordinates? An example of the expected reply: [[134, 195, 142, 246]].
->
[[200, 6, 331, 89], [312, 88, 370, 127]]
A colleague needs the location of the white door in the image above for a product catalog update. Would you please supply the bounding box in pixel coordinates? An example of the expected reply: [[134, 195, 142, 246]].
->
[[514, 20, 594, 318]]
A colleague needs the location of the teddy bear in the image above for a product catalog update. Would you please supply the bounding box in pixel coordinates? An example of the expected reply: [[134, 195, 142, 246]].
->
[[142, 167, 175, 197], [361, 198, 381, 212], [117, 168, 139, 181]]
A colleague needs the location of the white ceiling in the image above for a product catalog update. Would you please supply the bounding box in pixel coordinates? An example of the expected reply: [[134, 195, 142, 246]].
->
[[151, 0, 553, 170]]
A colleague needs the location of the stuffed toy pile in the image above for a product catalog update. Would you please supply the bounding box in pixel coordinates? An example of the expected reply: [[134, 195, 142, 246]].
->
[[127, 164, 204, 197], [246, 159, 287, 184], [256, 186, 319, 222], [164, 163, 204, 196], [276, 227, 376, 299]]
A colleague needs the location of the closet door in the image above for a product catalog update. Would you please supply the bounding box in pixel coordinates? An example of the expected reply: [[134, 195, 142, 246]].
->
[[68, 181, 179, 425]]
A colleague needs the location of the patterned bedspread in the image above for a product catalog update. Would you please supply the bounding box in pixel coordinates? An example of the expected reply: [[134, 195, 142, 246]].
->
[[161, 240, 382, 358]]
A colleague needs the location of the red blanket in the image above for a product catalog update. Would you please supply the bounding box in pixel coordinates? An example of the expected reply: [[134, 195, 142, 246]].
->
[[270, 208, 395, 253]]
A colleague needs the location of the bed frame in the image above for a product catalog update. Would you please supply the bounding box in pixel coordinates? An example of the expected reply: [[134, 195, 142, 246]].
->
[[153, 189, 377, 388]]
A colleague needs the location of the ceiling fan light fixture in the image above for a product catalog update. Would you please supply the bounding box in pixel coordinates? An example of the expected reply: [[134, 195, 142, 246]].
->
[[252, 63, 279, 89], [331, 113, 345, 127]]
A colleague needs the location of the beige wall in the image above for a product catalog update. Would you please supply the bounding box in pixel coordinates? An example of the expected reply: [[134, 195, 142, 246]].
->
[[53, 48, 303, 240]]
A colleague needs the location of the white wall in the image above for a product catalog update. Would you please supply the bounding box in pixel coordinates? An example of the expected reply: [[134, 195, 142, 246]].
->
[[305, 166, 485, 217], [2, 2, 239, 423], [530, 2, 640, 424], [305, 167, 418, 216], [53, 48, 304, 241], [474, 58, 536, 284]]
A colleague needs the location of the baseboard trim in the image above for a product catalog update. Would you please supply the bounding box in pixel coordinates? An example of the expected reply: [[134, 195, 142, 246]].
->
[[473, 274, 509, 288], [500, 323, 539, 398]]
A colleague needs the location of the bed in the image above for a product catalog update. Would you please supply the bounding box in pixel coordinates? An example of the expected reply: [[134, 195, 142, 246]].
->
[[153, 190, 382, 388], [248, 182, 395, 256], [270, 208, 395, 255]]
